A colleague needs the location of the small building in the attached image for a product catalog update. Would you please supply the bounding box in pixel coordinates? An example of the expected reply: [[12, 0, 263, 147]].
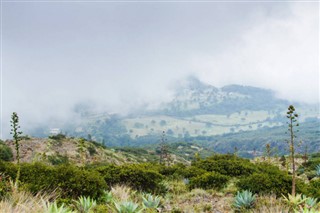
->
[[49, 128, 61, 135]]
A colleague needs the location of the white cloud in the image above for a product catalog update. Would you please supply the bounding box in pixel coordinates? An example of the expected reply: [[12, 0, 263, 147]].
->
[[1, 2, 319, 139], [193, 2, 319, 103]]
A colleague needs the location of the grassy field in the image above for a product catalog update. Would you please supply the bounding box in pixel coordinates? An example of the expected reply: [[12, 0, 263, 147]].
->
[[122, 110, 284, 138]]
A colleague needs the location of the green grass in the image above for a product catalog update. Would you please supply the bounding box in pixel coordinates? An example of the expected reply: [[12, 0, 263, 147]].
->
[[122, 110, 283, 138]]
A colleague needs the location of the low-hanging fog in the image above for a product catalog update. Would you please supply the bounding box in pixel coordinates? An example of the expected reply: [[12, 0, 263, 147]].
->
[[0, 1, 319, 139]]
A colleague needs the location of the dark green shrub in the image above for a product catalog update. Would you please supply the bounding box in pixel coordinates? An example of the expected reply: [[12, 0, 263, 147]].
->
[[19, 162, 56, 193], [182, 166, 206, 179], [206, 154, 240, 161], [302, 158, 320, 172], [308, 179, 320, 199], [0, 142, 13, 161], [118, 164, 164, 193], [255, 162, 282, 174], [0, 162, 107, 200], [237, 168, 307, 197], [47, 154, 69, 165], [189, 172, 230, 190], [237, 173, 288, 197], [158, 163, 186, 179], [53, 165, 107, 199], [194, 158, 256, 177], [0, 161, 18, 178], [0, 173, 11, 198], [48, 134, 66, 140], [94, 164, 164, 193], [94, 164, 122, 186], [87, 146, 97, 156]]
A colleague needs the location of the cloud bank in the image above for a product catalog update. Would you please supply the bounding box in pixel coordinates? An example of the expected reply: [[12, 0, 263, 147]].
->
[[1, 2, 318, 139]]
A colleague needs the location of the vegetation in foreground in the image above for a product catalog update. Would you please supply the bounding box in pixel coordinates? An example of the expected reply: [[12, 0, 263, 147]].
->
[[0, 152, 319, 212], [0, 107, 319, 212]]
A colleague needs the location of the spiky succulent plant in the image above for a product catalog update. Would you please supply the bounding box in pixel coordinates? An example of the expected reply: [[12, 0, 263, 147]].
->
[[233, 190, 256, 210], [100, 190, 113, 204], [282, 193, 306, 210], [141, 193, 161, 209], [74, 196, 97, 213], [302, 195, 318, 209], [113, 201, 143, 213], [43, 200, 72, 213]]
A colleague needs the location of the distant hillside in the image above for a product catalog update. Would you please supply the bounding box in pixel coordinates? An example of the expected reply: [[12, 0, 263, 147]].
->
[[157, 76, 289, 116], [28, 77, 319, 154], [4, 136, 137, 165], [2, 136, 212, 165], [189, 119, 320, 157]]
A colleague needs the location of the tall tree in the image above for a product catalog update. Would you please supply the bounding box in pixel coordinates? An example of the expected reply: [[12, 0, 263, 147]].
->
[[286, 105, 299, 196], [10, 112, 23, 184], [265, 143, 271, 162], [303, 144, 308, 165], [159, 131, 171, 165]]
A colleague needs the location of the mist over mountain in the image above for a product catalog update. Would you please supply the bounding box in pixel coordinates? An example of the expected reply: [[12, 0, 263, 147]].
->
[[156, 76, 290, 116], [2, 2, 318, 143], [20, 76, 318, 156]]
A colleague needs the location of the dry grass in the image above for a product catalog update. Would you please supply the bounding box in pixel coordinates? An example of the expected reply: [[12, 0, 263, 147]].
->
[[0, 189, 57, 213], [253, 194, 289, 213], [111, 185, 137, 202], [162, 188, 233, 213]]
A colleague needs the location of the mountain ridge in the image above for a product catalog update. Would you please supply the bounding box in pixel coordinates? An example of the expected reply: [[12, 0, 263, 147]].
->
[[27, 77, 319, 156]]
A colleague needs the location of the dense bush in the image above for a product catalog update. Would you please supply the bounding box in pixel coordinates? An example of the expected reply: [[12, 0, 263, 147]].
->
[[53, 165, 107, 199], [182, 166, 207, 179], [158, 163, 187, 178], [20, 162, 56, 193], [47, 154, 69, 165], [0, 161, 17, 178], [236, 164, 307, 197], [48, 133, 66, 140], [189, 172, 230, 190], [0, 141, 13, 161], [94, 164, 122, 186], [302, 158, 320, 172], [0, 162, 107, 200], [94, 164, 164, 193], [237, 173, 289, 197], [193, 157, 256, 177], [0, 173, 11, 198], [308, 179, 320, 199]]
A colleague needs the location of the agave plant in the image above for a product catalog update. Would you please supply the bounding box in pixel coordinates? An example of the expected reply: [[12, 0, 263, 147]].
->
[[113, 201, 143, 213], [316, 164, 320, 177], [302, 195, 318, 209], [42, 200, 72, 213], [282, 193, 306, 210], [295, 206, 319, 213], [141, 193, 161, 209], [233, 190, 256, 210], [74, 196, 97, 213], [100, 190, 113, 204]]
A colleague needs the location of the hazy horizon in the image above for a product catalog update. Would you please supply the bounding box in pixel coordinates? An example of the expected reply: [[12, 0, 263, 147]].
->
[[0, 1, 319, 139]]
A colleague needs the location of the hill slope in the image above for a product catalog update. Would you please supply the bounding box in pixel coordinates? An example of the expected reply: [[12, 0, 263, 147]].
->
[[28, 77, 319, 154], [3, 136, 213, 165]]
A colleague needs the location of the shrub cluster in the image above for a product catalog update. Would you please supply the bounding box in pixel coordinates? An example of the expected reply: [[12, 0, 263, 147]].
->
[[0, 141, 13, 161], [308, 179, 320, 199], [193, 154, 256, 177], [48, 133, 66, 141], [237, 163, 307, 197], [0, 153, 317, 202], [0, 162, 106, 200], [94, 163, 164, 193], [189, 172, 230, 190]]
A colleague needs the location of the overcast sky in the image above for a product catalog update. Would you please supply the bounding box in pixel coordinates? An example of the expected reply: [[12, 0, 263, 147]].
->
[[0, 1, 319, 138]]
